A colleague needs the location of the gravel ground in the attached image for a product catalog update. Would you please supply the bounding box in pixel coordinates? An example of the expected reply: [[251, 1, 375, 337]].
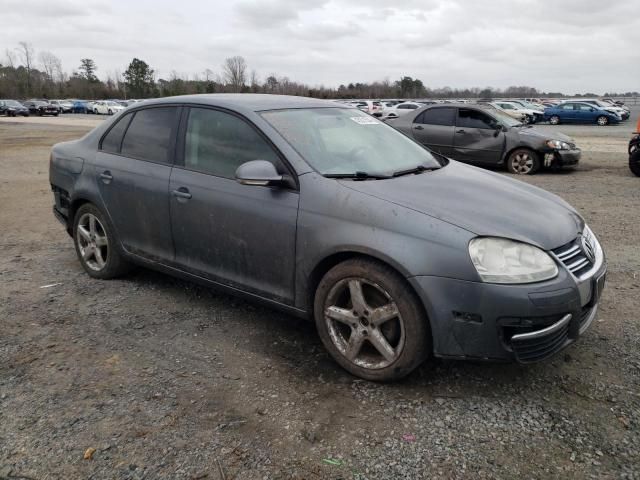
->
[[0, 113, 639, 480]]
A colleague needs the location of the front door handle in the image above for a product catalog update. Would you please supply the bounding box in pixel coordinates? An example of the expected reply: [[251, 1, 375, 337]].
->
[[100, 171, 113, 183], [456, 129, 466, 134], [172, 187, 192, 200], [413, 125, 424, 130]]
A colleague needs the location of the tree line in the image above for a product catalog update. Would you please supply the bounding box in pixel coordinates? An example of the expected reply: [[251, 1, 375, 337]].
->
[[1, 42, 637, 101]]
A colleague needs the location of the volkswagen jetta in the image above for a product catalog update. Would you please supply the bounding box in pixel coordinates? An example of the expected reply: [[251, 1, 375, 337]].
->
[[49, 94, 606, 381]]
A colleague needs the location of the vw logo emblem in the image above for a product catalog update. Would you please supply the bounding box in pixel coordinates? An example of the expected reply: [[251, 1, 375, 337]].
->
[[581, 235, 595, 263]]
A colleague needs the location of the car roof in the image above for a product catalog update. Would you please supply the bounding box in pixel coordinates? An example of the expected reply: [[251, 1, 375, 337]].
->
[[137, 94, 339, 112]]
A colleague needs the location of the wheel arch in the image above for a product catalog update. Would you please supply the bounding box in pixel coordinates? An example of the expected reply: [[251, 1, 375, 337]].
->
[[304, 250, 432, 333]]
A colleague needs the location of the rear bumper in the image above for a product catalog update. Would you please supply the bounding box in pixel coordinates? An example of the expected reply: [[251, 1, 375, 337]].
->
[[408, 257, 606, 363]]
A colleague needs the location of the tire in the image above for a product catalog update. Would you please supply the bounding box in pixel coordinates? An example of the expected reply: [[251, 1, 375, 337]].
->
[[630, 150, 640, 177], [522, 115, 531, 125], [507, 148, 540, 175], [73, 203, 131, 279], [314, 258, 431, 381], [549, 115, 560, 125], [597, 116, 609, 126]]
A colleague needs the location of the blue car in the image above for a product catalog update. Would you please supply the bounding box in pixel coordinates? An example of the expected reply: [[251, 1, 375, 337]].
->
[[544, 101, 621, 126]]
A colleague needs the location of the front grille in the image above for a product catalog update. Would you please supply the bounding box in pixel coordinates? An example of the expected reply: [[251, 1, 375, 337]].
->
[[553, 238, 593, 277], [510, 316, 571, 363]]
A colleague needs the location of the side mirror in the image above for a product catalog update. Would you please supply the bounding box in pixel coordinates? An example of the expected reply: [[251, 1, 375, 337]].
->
[[235, 160, 283, 187], [590, 108, 595, 112]]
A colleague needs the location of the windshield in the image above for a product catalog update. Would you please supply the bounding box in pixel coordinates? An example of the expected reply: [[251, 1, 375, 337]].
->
[[5, 100, 23, 107], [261, 108, 442, 176]]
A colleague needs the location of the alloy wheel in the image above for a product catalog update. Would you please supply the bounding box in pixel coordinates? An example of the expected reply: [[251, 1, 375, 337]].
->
[[324, 277, 405, 370], [510, 152, 534, 174], [597, 116, 608, 126], [76, 213, 109, 271]]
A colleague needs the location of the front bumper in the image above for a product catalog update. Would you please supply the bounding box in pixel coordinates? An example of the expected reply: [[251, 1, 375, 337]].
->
[[542, 148, 581, 167], [408, 245, 606, 363]]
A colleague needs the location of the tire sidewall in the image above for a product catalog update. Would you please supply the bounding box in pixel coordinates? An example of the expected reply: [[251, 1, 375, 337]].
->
[[314, 258, 430, 381]]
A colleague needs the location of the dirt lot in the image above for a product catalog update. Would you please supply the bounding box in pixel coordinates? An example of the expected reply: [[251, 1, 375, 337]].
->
[[0, 113, 639, 480]]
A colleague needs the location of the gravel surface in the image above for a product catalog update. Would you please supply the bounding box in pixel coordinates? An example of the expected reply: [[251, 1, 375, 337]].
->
[[0, 114, 639, 479]]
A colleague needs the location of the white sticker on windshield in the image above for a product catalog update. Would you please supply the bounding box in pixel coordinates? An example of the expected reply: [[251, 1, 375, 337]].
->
[[350, 116, 380, 125]]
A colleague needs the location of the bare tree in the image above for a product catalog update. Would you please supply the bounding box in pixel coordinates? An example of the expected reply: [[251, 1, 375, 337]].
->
[[222, 56, 247, 93], [39, 51, 62, 82], [16, 41, 35, 95], [5, 49, 16, 68], [250, 69, 259, 93]]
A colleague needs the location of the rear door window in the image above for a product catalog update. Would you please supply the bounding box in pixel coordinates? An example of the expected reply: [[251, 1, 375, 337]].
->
[[415, 107, 456, 126], [121, 107, 179, 163], [457, 109, 496, 129], [100, 113, 133, 154]]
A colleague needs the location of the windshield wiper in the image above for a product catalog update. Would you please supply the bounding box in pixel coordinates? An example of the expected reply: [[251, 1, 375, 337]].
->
[[324, 171, 391, 180], [392, 164, 440, 177]]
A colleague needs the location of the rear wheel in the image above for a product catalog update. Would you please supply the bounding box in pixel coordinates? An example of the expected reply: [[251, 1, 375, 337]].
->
[[507, 148, 540, 175], [73, 204, 131, 279], [549, 115, 560, 125], [597, 115, 609, 126], [314, 258, 430, 381]]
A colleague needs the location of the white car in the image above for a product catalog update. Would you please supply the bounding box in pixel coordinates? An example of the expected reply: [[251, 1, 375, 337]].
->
[[381, 101, 423, 120], [93, 101, 125, 115], [348, 100, 384, 117], [491, 101, 541, 124]]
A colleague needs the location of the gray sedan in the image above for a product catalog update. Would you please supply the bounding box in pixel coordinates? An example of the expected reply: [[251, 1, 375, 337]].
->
[[388, 103, 581, 174], [49, 94, 606, 381]]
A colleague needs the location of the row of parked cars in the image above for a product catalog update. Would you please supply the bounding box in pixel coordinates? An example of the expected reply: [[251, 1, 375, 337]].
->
[[0, 98, 144, 117], [342, 97, 631, 126]]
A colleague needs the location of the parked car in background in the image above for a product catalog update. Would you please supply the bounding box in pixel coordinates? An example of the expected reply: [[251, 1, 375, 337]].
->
[[49, 94, 605, 381], [49, 100, 74, 113], [22, 100, 59, 116], [0, 99, 30, 117], [489, 102, 527, 123], [544, 102, 621, 126], [93, 100, 126, 115], [491, 101, 541, 124], [382, 101, 423, 120], [71, 100, 89, 113], [388, 103, 580, 174], [564, 99, 629, 121], [348, 100, 384, 117]]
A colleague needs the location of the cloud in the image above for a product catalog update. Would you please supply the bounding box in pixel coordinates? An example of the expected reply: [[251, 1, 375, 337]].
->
[[0, 0, 638, 93]]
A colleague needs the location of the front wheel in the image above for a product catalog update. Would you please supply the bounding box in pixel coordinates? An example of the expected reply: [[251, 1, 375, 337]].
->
[[507, 148, 540, 175], [549, 115, 560, 125], [314, 258, 430, 381], [597, 115, 609, 126], [73, 204, 131, 279]]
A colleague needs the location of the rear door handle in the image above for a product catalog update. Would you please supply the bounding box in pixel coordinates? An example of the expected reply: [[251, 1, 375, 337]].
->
[[456, 129, 466, 134], [172, 187, 192, 200], [414, 125, 424, 130], [99, 171, 113, 183]]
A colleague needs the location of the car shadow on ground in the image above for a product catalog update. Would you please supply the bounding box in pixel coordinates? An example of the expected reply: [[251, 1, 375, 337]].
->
[[117, 266, 554, 395]]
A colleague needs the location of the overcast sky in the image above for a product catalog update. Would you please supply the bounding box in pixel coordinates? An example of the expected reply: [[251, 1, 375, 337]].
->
[[3, 0, 639, 93]]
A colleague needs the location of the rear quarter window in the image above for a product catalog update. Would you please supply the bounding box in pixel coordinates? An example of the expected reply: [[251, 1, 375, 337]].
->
[[100, 113, 133, 154]]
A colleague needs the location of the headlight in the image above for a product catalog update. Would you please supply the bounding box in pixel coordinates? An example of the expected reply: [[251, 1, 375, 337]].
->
[[469, 237, 558, 284], [546, 139, 571, 150]]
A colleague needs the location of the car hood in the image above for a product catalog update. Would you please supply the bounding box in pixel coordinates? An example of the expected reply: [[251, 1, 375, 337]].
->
[[340, 161, 583, 250], [515, 126, 573, 144]]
